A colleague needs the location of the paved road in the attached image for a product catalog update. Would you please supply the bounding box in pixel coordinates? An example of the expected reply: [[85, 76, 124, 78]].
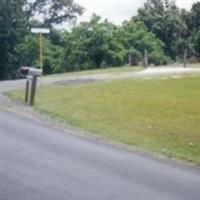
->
[[0, 110, 200, 200]]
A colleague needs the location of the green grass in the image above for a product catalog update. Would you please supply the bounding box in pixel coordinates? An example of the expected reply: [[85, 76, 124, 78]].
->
[[45, 66, 143, 81], [170, 63, 200, 68], [8, 76, 200, 165], [187, 63, 200, 68], [44, 63, 200, 81]]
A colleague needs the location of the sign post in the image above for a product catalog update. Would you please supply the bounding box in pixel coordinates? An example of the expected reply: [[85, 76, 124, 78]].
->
[[31, 28, 50, 72]]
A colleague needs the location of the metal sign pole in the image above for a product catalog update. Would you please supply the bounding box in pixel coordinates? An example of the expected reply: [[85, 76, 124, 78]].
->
[[39, 33, 43, 71]]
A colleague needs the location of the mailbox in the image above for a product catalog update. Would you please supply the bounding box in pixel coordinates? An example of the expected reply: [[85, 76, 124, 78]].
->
[[20, 66, 42, 77], [29, 68, 42, 77], [20, 66, 42, 106]]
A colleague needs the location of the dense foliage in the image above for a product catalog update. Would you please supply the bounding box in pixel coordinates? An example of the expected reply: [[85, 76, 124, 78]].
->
[[0, 0, 200, 79], [61, 15, 168, 71], [18, 15, 167, 74], [136, 0, 200, 59], [0, 0, 27, 79], [0, 0, 83, 79], [120, 20, 168, 65]]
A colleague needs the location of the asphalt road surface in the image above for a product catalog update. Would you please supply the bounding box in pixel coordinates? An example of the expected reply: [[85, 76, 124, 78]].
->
[[0, 110, 200, 200]]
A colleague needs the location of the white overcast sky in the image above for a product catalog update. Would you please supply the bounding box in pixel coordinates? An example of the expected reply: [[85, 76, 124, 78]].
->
[[74, 0, 199, 25]]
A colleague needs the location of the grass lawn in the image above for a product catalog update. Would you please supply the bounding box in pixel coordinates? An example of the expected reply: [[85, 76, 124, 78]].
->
[[45, 66, 143, 81], [187, 63, 200, 68], [43, 63, 200, 81], [8, 76, 200, 165], [175, 63, 200, 68]]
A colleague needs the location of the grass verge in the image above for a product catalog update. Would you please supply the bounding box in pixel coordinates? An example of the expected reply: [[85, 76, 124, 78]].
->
[[45, 66, 143, 81], [8, 76, 200, 165]]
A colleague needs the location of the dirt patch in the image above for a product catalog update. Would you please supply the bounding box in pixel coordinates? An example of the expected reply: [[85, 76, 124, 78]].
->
[[54, 78, 102, 86]]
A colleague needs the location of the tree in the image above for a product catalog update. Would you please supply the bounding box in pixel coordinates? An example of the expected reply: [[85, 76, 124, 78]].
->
[[17, 34, 64, 74], [192, 31, 200, 55], [62, 15, 125, 71], [0, 0, 83, 80], [136, 0, 188, 58], [16, 35, 39, 67], [25, 0, 84, 27], [0, 0, 27, 80], [120, 21, 168, 65], [189, 2, 200, 56], [190, 2, 200, 31]]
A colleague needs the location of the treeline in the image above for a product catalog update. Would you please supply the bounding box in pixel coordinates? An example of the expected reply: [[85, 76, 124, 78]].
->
[[0, 0, 200, 80], [19, 16, 168, 74]]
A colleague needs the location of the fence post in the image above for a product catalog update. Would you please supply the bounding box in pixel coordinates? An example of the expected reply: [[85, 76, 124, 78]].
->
[[144, 49, 148, 68], [129, 53, 132, 66], [183, 49, 187, 68]]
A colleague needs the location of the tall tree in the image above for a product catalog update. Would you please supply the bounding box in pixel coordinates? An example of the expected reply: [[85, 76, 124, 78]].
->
[[0, 0, 27, 80], [189, 2, 200, 55], [25, 0, 84, 27], [62, 15, 125, 71], [120, 21, 168, 65], [0, 0, 83, 80], [136, 0, 188, 58], [190, 2, 200, 31]]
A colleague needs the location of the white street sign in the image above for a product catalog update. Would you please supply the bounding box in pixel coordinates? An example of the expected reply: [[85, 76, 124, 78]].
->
[[31, 28, 50, 34]]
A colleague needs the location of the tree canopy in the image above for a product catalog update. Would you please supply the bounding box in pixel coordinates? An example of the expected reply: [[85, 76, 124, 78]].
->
[[0, 0, 27, 79], [0, 0, 83, 79], [25, 0, 84, 27]]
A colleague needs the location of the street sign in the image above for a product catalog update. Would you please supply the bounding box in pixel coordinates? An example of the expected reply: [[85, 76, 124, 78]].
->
[[31, 28, 50, 34]]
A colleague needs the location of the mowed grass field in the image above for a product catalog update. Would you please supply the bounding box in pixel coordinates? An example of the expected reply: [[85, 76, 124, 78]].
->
[[8, 76, 200, 164], [45, 66, 143, 80]]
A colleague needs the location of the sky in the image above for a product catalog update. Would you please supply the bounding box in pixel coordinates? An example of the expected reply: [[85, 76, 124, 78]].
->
[[74, 0, 199, 25]]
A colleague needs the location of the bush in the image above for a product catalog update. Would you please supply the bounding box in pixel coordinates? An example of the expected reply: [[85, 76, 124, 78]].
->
[[127, 48, 143, 65], [149, 51, 168, 65]]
